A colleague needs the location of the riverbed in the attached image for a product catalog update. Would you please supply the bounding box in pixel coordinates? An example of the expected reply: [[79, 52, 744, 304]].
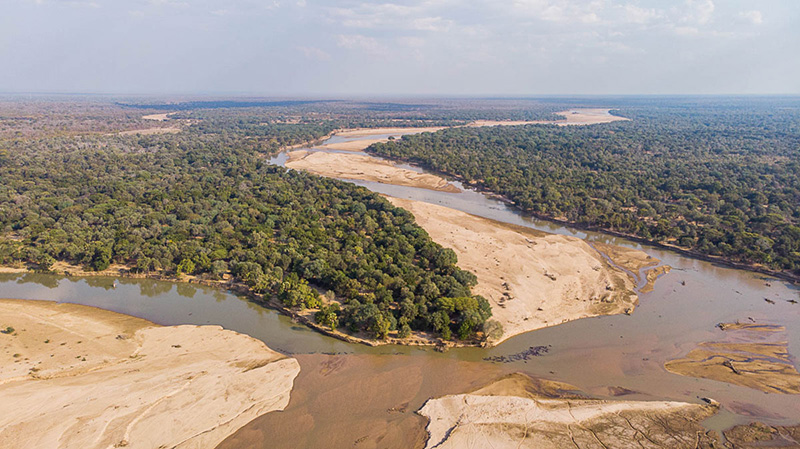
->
[[3, 124, 799, 448]]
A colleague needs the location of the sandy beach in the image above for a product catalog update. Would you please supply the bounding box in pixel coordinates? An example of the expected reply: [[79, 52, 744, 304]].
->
[[285, 150, 461, 193], [389, 198, 646, 344], [0, 299, 299, 449], [419, 373, 717, 449]]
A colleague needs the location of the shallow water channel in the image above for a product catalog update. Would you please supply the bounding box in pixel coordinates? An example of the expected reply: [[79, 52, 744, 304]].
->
[[3, 130, 799, 448]]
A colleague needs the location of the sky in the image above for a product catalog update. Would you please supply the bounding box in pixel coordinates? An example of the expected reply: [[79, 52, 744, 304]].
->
[[1, 0, 799, 96]]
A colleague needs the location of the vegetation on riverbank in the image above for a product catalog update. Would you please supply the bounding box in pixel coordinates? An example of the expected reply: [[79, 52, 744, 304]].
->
[[0, 110, 491, 342], [367, 98, 800, 279]]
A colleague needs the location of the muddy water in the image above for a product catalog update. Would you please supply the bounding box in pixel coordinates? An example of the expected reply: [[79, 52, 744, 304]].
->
[[3, 130, 800, 448]]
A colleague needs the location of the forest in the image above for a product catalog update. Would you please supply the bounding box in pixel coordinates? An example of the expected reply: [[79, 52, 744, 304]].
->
[[0, 105, 493, 341], [367, 98, 800, 277]]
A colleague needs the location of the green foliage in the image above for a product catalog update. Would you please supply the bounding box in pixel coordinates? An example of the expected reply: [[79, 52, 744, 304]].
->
[[177, 258, 196, 275], [315, 303, 340, 330], [368, 100, 800, 276], [0, 120, 486, 340]]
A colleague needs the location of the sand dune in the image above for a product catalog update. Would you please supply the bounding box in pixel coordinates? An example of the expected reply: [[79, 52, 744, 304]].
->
[[0, 299, 299, 449]]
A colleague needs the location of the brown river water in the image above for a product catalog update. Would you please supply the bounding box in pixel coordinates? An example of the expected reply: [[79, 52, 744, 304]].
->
[[2, 131, 799, 448]]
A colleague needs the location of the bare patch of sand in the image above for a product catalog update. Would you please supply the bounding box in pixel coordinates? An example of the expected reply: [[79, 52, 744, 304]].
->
[[286, 150, 461, 193], [118, 126, 181, 136], [555, 108, 630, 125], [0, 298, 299, 449], [0, 266, 26, 274], [388, 198, 646, 344], [315, 138, 391, 152], [468, 108, 629, 127], [50, 261, 130, 277], [665, 322, 800, 394], [334, 127, 447, 138], [419, 373, 717, 449], [142, 113, 173, 121]]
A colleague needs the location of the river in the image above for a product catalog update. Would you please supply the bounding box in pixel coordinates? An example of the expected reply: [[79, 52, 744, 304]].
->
[[3, 130, 799, 448]]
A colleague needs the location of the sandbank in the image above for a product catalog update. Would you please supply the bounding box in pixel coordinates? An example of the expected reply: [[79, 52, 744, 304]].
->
[[315, 138, 390, 152], [665, 322, 800, 394], [334, 127, 447, 138], [285, 150, 461, 193], [468, 108, 629, 127], [419, 373, 717, 449], [591, 241, 671, 293], [389, 198, 647, 344], [141, 113, 173, 121], [0, 298, 299, 449]]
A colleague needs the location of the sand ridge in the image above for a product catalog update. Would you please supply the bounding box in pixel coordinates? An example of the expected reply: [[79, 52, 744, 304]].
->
[[285, 150, 461, 193], [389, 198, 643, 344], [0, 299, 300, 449]]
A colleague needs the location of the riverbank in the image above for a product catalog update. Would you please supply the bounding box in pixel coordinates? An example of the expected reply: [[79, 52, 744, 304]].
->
[[389, 198, 649, 344], [0, 298, 300, 449], [368, 152, 800, 285]]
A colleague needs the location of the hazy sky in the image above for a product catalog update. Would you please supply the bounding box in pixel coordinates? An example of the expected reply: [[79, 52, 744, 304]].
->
[[2, 0, 799, 95]]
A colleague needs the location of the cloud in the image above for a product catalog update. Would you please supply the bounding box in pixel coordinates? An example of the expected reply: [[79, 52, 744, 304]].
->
[[511, 0, 604, 24], [297, 46, 331, 61], [336, 34, 386, 54], [739, 10, 763, 25], [681, 0, 715, 25], [621, 4, 660, 24]]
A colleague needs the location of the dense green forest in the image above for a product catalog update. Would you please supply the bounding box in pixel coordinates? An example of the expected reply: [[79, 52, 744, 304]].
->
[[0, 115, 491, 341], [368, 99, 800, 277]]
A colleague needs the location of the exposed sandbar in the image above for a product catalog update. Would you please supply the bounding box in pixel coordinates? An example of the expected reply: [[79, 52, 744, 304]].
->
[[0, 298, 299, 449], [388, 198, 647, 344], [141, 113, 173, 121], [591, 241, 671, 293], [665, 322, 800, 394], [285, 150, 461, 193], [315, 138, 391, 152], [468, 108, 629, 127], [334, 127, 447, 138], [419, 373, 717, 449]]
